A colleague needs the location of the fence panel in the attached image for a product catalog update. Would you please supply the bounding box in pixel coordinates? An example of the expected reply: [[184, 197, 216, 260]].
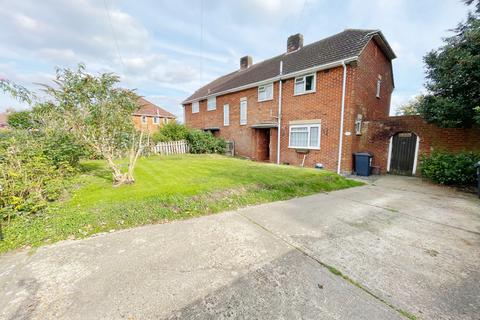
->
[[152, 140, 189, 155]]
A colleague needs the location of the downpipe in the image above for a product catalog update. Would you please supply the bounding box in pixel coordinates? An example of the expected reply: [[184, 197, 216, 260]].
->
[[337, 60, 347, 174]]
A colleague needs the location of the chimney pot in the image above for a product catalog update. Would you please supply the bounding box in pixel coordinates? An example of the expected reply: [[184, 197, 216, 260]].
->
[[240, 55, 253, 70], [287, 33, 303, 53]]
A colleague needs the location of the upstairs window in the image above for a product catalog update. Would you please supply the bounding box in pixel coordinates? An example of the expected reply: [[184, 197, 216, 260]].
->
[[192, 101, 199, 113], [289, 123, 321, 149], [223, 104, 230, 126], [207, 96, 216, 111], [294, 73, 316, 95], [258, 83, 273, 101], [240, 98, 247, 125], [376, 79, 381, 98], [153, 116, 159, 124], [141, 116, 147, 124]]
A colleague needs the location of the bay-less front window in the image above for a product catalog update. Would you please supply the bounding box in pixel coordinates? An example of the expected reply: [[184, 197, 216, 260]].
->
[[289, 124, 320, 149], [240, 98, 247, 125], [294, 74, 316, 95], [258, 83, 273, 101], [192, 101, 199, 113], [207, 96, 216, 110]]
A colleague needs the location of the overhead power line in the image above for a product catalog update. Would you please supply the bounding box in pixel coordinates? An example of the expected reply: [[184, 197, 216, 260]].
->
[[103, 0, 126, 73]]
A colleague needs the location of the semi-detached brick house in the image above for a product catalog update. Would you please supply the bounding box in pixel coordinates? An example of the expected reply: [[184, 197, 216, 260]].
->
[[182, 29, 480, 175]]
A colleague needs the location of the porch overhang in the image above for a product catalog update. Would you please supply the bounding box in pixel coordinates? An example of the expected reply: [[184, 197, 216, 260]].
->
[[250, 122, 278, 129], [203, 127, 220, 131]]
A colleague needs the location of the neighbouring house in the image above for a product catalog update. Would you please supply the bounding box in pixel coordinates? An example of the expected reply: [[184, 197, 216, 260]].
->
[[132, 97, 176, 133], [0, 112, 8, 130], [183, 29, 480, 175]]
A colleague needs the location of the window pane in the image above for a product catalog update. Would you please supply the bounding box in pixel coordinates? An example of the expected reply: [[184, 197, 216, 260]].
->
[[309, 126, 319, 147], [258, 87, 265, 101], [266, 84, 273, 99], [224, 104, 229, 125], [290, 132, 308, 147], [305, 75, 314, 91], [192, 102, 199, 113], [295, 80, 304, 94], [207, 97, 216, 110], [240, 100, 247, 124]]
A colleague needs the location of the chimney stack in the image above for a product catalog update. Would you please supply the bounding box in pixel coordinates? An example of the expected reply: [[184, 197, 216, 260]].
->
[[287, 33, 303, 53], [240, 55, 252, 70]]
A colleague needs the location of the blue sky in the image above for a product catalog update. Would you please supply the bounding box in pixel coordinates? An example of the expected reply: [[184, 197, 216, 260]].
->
[[0, 0, 473, 121]]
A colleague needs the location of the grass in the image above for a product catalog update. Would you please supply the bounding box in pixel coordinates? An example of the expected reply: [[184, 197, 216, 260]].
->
[[0, 154, 362, 253]]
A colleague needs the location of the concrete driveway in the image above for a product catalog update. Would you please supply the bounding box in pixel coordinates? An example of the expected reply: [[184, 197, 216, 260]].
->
[[1, 176, 479, 320]]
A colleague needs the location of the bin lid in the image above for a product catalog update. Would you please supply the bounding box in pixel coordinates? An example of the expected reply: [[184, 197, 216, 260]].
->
[[354, 152, 373, 157]]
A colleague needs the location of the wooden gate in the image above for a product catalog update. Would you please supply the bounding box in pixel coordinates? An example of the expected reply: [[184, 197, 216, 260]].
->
[[388, 132, 418, 176]]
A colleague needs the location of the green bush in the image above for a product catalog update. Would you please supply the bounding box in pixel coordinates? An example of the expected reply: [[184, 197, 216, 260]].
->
[[186, 129, 226, 154], [421, 151, 480, 185], [152, 121, 190, 143], [6, 110, 35, 129], [0, 131, 76, 222], [43, 132, 86, 167], [151, 123, 226, 154]]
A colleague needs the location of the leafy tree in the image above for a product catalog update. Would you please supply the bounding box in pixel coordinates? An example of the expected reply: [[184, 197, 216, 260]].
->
[[464, 0, 480, 13], [6, 110, 34, 129], [396, 96, 422, 116], [1, 64, 146, 185], [418, 11, 480, 127]]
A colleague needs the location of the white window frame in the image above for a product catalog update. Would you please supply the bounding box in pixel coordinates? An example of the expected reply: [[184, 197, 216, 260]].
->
[[294, 73, 316, 96], [288, 123, 321, 149], [376, 79, 381, 98], [258, 83, 274, 102], [207, 96, 216, 111], [223, 104, 230, 126], [192, 101, 199, 113], [153, 116, 159, 125], [240, 98, 247, 125], [141, 115, 147, 124]]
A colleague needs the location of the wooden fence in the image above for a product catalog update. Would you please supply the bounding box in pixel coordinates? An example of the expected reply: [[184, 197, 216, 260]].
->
[[152, 140, 189, 155]]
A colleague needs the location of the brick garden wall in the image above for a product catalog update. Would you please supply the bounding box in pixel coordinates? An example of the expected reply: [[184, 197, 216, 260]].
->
[[359, 115, 480, 174]]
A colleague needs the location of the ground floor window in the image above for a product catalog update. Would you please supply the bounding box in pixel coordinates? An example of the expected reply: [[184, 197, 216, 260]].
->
[[288, 123, 320, 149]]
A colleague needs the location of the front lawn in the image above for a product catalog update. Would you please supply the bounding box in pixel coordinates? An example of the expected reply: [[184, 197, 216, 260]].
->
[[0, 155, 362, 253]]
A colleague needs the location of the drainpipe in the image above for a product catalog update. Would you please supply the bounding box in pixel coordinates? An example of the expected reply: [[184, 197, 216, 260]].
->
[[337, 60, 347, 174], [276, 61, 283, 165]]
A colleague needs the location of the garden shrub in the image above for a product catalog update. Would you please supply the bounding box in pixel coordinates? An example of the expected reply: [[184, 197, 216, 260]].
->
[[421, 151, 480, 185], [151, 123, 226, 154], [152, 121, 190, 143], [186, 129, 226, 154], [43, 132, 86, 167], [0, 131, 76, 222]]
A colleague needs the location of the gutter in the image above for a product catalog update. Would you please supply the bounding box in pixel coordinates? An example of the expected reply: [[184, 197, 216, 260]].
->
[[336, 60, 348, 174], [182, 56, 358, 104], [276, 61, 283, 165]]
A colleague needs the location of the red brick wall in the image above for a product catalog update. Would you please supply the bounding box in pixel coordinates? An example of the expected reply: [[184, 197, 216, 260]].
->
[[359, 115, 480, 174], [278, 66, 352, 169], [345, 40, 395, 172], [184, 82, 279, 160]]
